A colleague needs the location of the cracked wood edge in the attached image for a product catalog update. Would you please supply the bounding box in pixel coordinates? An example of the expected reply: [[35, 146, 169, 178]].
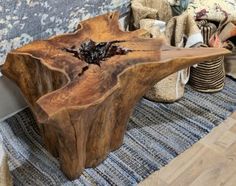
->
[[1, 11, 231, 180]]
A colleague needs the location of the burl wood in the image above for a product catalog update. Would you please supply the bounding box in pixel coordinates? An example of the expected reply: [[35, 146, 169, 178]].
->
[[2, 12, 230, 179]]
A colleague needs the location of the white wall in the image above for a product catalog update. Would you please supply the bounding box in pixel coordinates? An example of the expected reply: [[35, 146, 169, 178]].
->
[[0, 75, 27, 120]]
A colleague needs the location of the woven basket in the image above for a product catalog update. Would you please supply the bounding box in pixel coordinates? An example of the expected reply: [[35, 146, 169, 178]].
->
[[189, 56, 225, 92], [139, 16, 191, 102], [145, 69, 189, 102], [143, 12, 202, 102], [197, 20, 217, 45], [0, 142, 12, 186], [189, 21, 226, 92], [131, 0, 172, 28]]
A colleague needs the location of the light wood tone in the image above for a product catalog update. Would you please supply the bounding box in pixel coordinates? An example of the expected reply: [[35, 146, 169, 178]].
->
[[0, 143, 12, 186], [1, 12, 230, 180], [140, 112, 236, 186], [230, 112, 236, 119]]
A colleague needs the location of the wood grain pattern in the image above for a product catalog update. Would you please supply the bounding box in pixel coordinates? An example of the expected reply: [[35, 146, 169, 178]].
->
[[1, 12, 230, 180], [139, 112, 236, 186]]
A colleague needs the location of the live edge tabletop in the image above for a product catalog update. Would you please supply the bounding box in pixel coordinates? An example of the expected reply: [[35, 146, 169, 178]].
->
[[2, 12, 229, 180]]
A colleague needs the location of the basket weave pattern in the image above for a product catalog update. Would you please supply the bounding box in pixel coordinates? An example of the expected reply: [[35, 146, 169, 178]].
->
[[189, 21, 226, 92]]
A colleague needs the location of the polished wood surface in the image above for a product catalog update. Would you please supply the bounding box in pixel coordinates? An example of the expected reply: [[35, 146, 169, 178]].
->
[[2, 12, 230, 179]]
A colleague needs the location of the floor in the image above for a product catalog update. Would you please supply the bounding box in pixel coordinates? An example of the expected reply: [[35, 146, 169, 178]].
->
[[139, 111, 236, 186]]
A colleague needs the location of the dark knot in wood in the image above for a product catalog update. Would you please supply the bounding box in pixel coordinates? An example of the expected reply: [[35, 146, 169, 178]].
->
[[64, 39, 132, 66], [1, 11, 229, 180]]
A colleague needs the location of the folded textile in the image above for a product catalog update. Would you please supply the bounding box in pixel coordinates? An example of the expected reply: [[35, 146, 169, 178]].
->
[[187, 0, 236, 22], [131, 0, 172, 28], [209, 20, 236, 48], [219, 22, 236, 42], [165, 12, 203, 47], [204, 20, 236, 79], [139, 19, 166, 38], [143, 12, 203, 102]]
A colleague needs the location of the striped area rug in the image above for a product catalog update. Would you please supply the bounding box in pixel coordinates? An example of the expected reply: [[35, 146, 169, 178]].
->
[[0, 77, 236, 186]]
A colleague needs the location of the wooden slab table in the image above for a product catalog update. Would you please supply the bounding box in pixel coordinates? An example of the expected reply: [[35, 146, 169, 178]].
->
[[2, 12, 230, 180]]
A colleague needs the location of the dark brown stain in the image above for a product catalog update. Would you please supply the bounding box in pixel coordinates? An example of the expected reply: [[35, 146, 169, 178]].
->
[[64, 39, 132, 66]]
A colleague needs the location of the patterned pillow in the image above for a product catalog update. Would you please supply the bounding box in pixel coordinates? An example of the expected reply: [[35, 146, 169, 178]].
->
[[187, 0, 236, 21]]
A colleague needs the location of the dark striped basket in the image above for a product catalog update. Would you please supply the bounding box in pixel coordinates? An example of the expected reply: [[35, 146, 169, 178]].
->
[[189, 56, 225, 92], [189, 20, 225, 92]]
